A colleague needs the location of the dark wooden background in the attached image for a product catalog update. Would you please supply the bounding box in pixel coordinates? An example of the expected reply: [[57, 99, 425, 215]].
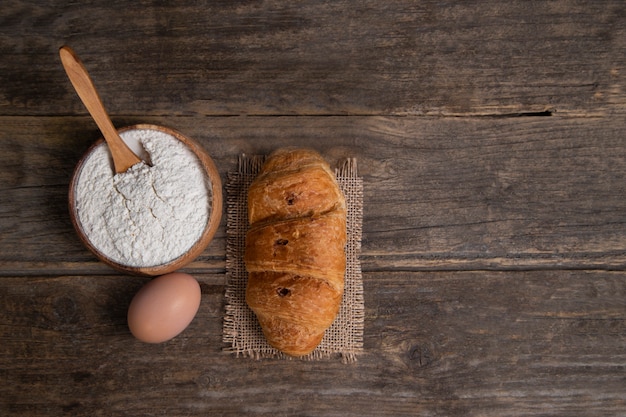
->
[[1, 1, 625, 416]]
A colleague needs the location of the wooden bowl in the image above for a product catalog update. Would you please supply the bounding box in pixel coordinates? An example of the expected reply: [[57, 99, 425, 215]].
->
[[68, 124, 222, 276]]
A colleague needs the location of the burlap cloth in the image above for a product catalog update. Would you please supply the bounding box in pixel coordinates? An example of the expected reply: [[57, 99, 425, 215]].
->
[[223, 154, 364, 361]]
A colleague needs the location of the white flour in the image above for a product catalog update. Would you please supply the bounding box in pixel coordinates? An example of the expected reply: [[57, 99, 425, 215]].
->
[[74, 128, 212, 267]]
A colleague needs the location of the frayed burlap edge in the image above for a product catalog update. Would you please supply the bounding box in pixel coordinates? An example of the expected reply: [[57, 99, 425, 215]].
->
[[223, 154, 364, 362]]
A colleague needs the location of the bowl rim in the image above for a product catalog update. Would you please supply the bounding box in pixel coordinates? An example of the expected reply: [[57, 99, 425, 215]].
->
[[68, 124, 223, 276]]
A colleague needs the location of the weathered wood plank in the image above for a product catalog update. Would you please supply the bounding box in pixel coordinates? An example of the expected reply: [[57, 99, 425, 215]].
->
[[1, 271, 624, 416], [2, 1, 625, 416], [1, 115, 626, 273], [0, 1, 624, 116]]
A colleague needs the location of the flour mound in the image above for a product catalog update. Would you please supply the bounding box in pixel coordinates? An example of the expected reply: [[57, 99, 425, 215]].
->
[[75, 129, 212, 267]]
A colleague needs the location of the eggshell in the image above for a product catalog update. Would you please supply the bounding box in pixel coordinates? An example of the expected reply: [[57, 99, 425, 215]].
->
[[127, 272, 201, 343]]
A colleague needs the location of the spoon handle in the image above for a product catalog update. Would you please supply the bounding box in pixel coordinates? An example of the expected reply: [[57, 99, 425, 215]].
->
[[59, 46, 141, 173]]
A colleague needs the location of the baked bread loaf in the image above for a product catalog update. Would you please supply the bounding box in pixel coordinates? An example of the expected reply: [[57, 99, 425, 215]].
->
[[244, 148, 347, 356]]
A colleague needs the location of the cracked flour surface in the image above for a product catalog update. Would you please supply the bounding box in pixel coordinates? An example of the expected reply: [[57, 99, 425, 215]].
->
[[74, 129, 212, 267]]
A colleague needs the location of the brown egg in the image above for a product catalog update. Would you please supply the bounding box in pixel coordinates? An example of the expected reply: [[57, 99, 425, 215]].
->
[[127, 272, 201, 343]]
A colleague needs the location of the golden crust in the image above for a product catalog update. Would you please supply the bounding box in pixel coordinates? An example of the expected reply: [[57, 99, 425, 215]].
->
[[244, 211, 346, 292], [248, 148, 345, 225], [255, 314, 325, 357], [244, 148, 347, 357], [246, 272, 342, 330]]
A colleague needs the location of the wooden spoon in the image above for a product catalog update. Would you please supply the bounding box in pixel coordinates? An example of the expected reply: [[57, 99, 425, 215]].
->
[[59, 45, 141, 173]]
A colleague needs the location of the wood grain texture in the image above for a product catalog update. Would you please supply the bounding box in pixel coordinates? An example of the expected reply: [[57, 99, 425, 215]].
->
[[1, 0, 625, 416], [1, 271, 624, 416], [0, 1, 624, 116], [2, 115, 626, 274]]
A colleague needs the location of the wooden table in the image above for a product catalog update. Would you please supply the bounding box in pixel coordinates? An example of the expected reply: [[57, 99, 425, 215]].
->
[[2, 1, 625, 415]]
